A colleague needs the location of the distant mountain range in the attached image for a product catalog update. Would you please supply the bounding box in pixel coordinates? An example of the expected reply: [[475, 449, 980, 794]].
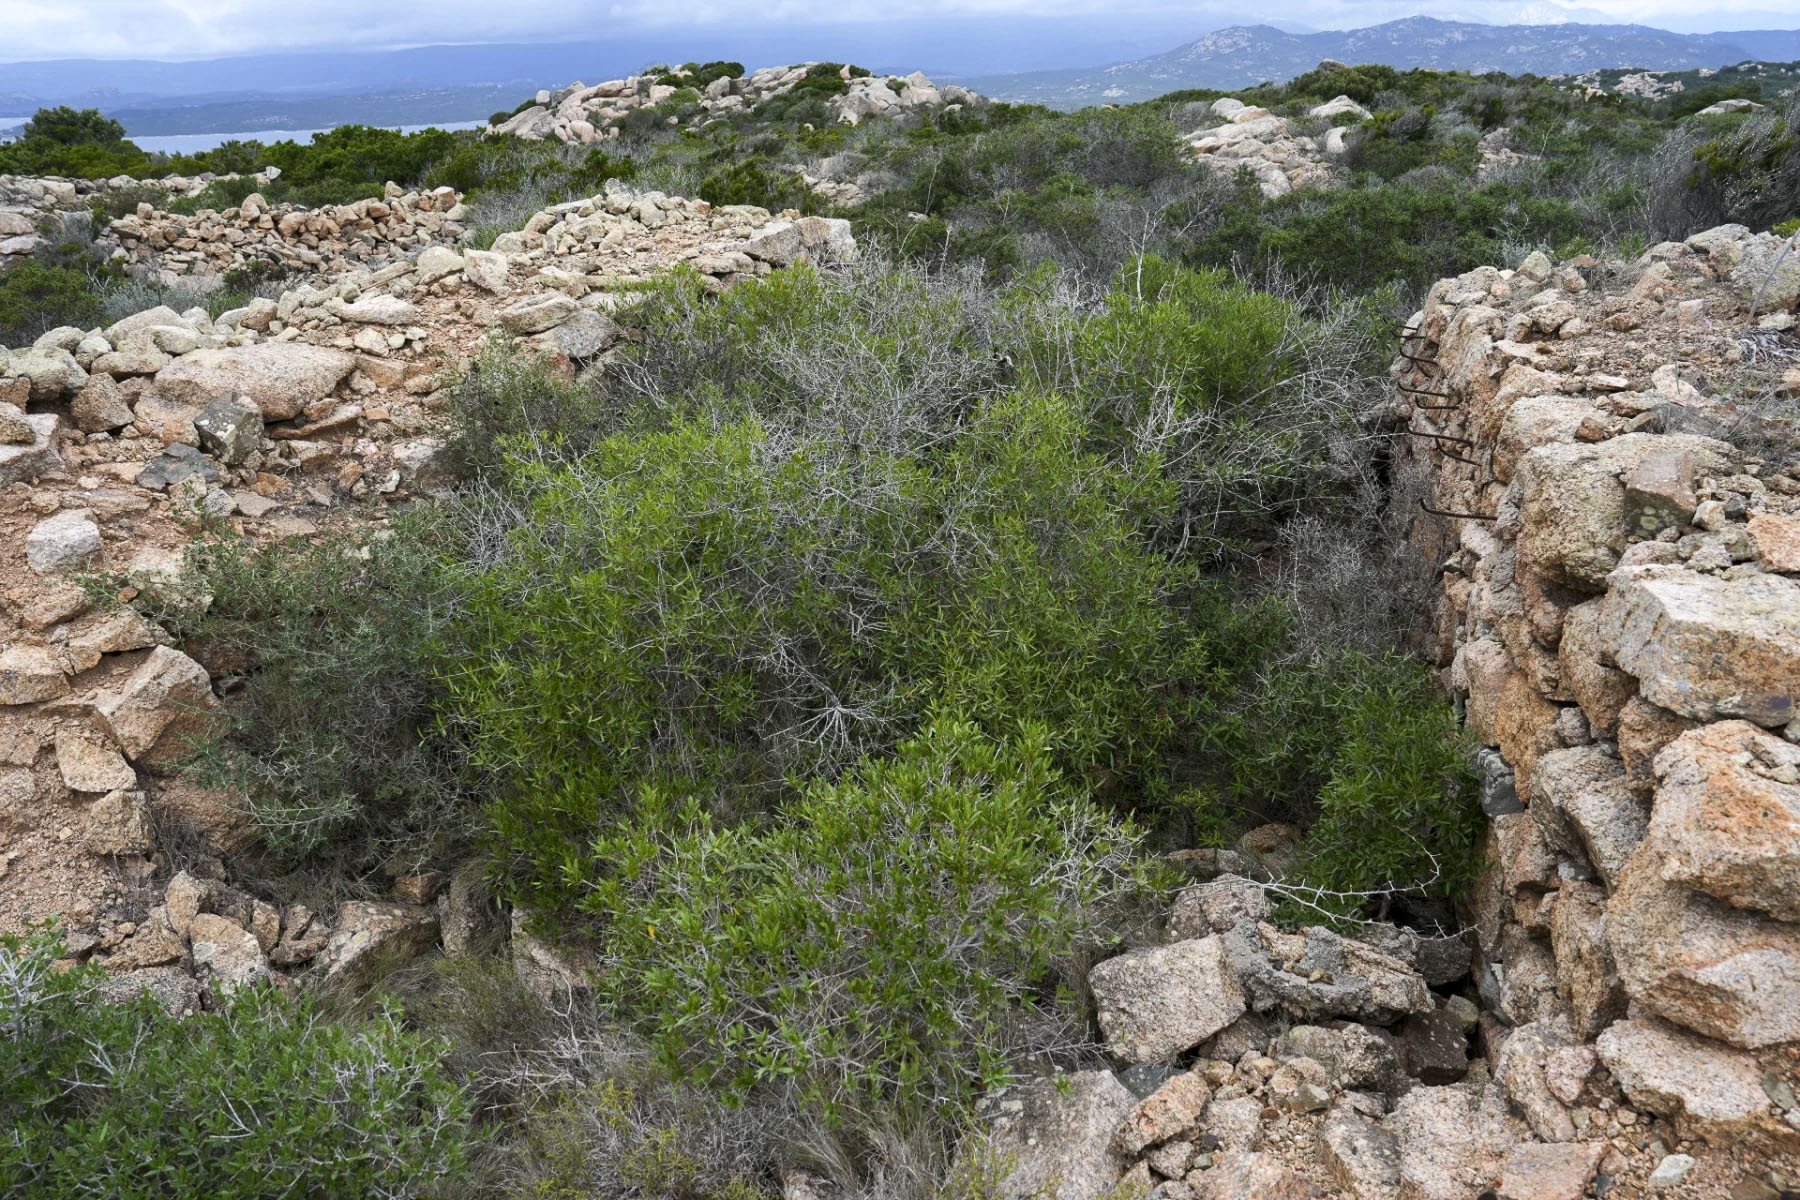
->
[[965, 18, 1800, 108]]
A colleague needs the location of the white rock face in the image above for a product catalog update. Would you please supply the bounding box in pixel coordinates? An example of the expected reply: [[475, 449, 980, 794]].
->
[[25, 509, 101, 574]]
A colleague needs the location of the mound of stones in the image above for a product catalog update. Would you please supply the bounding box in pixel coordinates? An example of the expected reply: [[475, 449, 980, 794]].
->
[[488, 62, 981, 146], [104, 181, 468, 282], [1181, 94, 1367, 199], [0, 181, 856, 962], [1, 170, 281, 265]]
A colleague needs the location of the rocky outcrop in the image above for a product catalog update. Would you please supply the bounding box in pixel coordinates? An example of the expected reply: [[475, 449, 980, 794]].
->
[[1181, 95, 1362, 198], [488, 63, 980, 146]]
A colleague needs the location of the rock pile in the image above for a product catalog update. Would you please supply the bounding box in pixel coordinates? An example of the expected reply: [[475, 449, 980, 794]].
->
[[1, 171, 281, 265], [0, 182, 856, 977], [103, 182, 468, 283], [489, 63, 980, 145], [1182, 95, 1366, 198]]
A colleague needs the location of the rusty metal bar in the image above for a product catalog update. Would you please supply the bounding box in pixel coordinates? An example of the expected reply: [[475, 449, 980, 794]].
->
[[1420, 498, 1495, 521], [1409, 427, 1475, 448]]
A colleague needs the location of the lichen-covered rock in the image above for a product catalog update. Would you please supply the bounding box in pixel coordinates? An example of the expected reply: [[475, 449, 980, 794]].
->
[[1514, 435, 1731, 591], [1607, 851, 1800, 1048], [1649, 720, 1800, 921], [188, 911, 272, 994], [1090, 935, 1246, 1063], [1191, 1152, 1309, 1200], [25, 509, 101, 575], [1385, 1084, 1518, 1200], [1496, 1143, 1604, 1200], [1595, 1017, 1773, 1136], [154, 342, 358, 421], [1529, 745, 1644, 888], [1321, 1109, 1402, 1200], [320, 900, 438, 988], [96, 646, 220, 770], [1549, 880, 1626, 1041], [0, 644, 69, 705], [1114, 1069, 1210, 1154], [1604, 567, 1800, 728], [83, 787, 152, 855], [972, 1070, 1135, 1200]]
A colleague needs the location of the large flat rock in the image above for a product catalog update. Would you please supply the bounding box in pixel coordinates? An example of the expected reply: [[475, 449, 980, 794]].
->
[[1607, 848, 1800, 1049], [1090, 934, 1246, 1063], [1596, 1017, 1773, 1137], [154, 342, 357, 421], [1605, 567, 1800, 727], [1650, 721, 1800, 921]]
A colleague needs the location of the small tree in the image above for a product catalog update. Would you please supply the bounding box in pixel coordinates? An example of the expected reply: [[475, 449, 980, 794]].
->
[[21, 106, 126, 146]]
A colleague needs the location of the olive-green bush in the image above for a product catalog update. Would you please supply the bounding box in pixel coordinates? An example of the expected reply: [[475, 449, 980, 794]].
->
[[449, 387, 1196, 918], [0, 931, 472, 1198], [143, 525, 477, 871], [588, 714, 1137, 1124]]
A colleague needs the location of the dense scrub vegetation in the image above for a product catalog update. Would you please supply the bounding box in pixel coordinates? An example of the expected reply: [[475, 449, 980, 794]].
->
[[1, 931, 471, 1197], [7, 54, 1797, 1200], [8, 61, 1798, 344]]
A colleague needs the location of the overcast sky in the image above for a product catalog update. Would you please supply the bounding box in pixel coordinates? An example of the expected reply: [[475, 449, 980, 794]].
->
[[5, 0, 1796, 62]]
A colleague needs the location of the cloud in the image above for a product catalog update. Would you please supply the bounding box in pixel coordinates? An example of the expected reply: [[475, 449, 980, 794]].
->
[[1, 0, 1790, 63]]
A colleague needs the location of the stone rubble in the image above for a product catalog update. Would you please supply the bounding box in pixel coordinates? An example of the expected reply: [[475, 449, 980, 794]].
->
[[1, 169, 280, 263], [488, 62, 981, 146], [0, 178, 858, 1002]]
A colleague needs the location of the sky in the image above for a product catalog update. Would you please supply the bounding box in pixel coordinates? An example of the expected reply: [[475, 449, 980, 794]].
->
[[4, 0, 1797, 63]]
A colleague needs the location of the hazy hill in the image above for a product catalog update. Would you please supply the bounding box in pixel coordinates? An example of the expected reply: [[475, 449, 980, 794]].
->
[[967, 18, 1800, 108]]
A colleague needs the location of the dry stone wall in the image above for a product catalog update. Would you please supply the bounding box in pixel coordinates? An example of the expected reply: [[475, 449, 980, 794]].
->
[[951, 228, 1800, 1200], [1, 170, 280, 265], [105, 183, 468, 282], [1387, 225, 1800, 1192]]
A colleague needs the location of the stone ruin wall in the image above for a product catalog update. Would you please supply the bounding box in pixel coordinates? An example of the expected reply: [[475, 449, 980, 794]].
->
[[1390, 224, 1800, 1180], [1, 171, 469, 282]]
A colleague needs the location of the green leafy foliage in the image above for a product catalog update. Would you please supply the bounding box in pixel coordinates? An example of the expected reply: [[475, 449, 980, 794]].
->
[[1284, 652, 1483, 920], [588, 715, 1137, 1123], [0, 257, 107, 346], [447, 386, 1195, 918], [0, 931, 471, 1198], [143, 525, 478, 869]]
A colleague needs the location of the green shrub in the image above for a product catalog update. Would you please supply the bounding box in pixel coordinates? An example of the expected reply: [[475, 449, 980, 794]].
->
[[589, 714, 1138, 1124], [449, 383, 1198, 917], [145, 525, 478, 869], [696, 154, 818, 212], [0, 106, 153, 177], [0, 930, 472, 1198], [0, 257, 106, 345], [1192, 178, 1585, 294], [1284, 652, 1482, 921]]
